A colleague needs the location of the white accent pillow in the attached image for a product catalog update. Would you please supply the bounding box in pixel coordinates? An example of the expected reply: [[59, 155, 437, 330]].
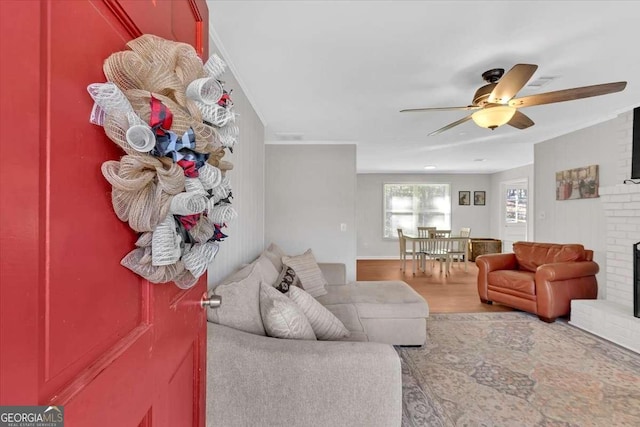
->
[[260, 254, 280, 286], [287, 286, 350, 340], [207, 255, 275, 336], [282, 249, 328, 297], [259, 283, 316, 340], [263, 243, 286, 272]]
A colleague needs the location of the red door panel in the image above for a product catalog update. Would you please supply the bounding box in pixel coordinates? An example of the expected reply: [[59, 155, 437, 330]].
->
[[0, 1, 210, 425]]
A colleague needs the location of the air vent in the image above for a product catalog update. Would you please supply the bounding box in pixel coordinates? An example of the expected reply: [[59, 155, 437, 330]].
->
[[275, 133, 304, 141]]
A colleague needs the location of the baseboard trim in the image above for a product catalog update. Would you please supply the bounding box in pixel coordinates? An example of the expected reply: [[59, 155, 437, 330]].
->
[[356, 256, 399, 260]]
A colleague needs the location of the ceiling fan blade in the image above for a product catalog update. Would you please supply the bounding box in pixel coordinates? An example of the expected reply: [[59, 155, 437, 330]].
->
[[509, 81, 627, 108], [507, 110, 535, 129], [400, 105, 480, 113], [428, 115, 473, 136], [487, 64, 538, 104]]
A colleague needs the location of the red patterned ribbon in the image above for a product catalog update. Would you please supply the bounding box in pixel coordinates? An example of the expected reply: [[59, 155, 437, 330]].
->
[[149, 96, 173, 136], [179, 214, 200, 231], [177, 160, 198, 178]]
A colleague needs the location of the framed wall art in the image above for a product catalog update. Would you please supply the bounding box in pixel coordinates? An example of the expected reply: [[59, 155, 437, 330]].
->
[[556, 164, 599, 200], [459, 191, 470, 205], [474, 191, 486, 206]]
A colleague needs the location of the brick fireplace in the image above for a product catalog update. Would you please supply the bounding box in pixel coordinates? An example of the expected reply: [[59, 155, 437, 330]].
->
[[569, 111, 640, 353]]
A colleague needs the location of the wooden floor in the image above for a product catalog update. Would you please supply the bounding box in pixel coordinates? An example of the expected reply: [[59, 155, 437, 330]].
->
[[357, 259, 513, 314]]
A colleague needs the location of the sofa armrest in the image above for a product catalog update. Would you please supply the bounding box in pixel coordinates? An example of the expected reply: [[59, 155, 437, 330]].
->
[[207, 323, 401, 427], [318, 262, 347, 285], [536, 261, 600, 282], [475, 253, 518, 301]]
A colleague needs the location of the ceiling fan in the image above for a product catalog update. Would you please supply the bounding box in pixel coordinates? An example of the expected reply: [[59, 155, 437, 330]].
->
[[400, 64, 627, 136]]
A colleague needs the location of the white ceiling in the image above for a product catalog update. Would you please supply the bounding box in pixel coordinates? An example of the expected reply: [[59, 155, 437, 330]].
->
[[208, 0, 640, 174]]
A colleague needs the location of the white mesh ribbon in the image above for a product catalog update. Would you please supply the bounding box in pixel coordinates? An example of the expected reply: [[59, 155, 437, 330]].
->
[[88, 82, 154, 151], [189, 216, 215, 243], [186, 77, 224, 105], [151, 214, 182, 266], [135, 232, 153, 248], [183, 241, 219, 278], [197, 163, 222, 190], [204, 54, 227, 79], [227, 106, 237, 123], [184, 177, 207, 195], [216, 124, 239, 149], [173, 270, 198, 290], [198, 102, 233, 128], [126, 111, 146, 127], [207, 203, 237, 225], [210, 176, 232, 204], [87, 82, 135, 116], [169, 192, 207, 215], [125, 124, 156, 152]]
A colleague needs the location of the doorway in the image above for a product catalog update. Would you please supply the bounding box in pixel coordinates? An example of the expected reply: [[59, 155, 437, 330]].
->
[[500, 179, 528, 253]]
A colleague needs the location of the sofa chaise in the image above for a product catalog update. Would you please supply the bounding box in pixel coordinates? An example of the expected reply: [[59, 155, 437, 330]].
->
[[205, 246, 429, 426]]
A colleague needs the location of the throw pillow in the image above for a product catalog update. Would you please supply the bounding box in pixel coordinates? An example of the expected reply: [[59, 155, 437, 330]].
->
[[263, 243, 286, 272], [260, 254, 280, 287], [273, 265, 300, 293], [259, 283, 316, 340], [206, 255, 275, 336], [282, 249, 328, 297], [287, 286, 350, 340]]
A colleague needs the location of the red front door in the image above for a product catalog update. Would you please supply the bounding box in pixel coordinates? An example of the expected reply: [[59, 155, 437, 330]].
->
[[0, 1, 209, 425]]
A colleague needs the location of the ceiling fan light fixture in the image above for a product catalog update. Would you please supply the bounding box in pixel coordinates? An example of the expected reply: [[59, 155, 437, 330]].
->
[[471, 105, 517, 130]]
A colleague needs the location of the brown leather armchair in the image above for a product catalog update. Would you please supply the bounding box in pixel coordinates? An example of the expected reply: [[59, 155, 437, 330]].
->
[[476, 241, 599, 322]]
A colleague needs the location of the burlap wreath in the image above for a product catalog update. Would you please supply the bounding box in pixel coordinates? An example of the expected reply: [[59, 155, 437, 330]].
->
[[88, 34, 238, 289]]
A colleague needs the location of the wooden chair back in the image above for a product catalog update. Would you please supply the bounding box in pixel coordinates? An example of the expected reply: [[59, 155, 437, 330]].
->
[[397, 228, 407, 255], [429, 229, 451, 238], [417, 227, 435, 252]]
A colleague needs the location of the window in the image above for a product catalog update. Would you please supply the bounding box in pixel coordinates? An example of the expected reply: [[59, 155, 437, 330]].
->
[[383, 183, 451, 238], [505, 187, 527, 223]]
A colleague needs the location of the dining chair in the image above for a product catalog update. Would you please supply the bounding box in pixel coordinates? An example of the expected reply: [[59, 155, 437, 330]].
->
[[447, 227, 471, 271], [422, 236, 452, 275], [429, 229, 451, 238], [416, 227, 435, 271], [397, 228, 420, 272]]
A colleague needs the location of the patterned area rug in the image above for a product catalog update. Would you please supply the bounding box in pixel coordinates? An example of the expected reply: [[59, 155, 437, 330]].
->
[[397, 312, 640, 427]]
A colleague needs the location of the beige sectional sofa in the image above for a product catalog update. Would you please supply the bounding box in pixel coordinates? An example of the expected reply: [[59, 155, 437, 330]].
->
[[206, 246, 429, 427]]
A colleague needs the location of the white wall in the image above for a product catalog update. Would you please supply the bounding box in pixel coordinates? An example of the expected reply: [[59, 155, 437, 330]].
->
[[489, 164, 535, 241], [265, 144, 357, 282], [356, 173, 491, 258], [534, 111, 633, 296], [207, 43, 266, 287]]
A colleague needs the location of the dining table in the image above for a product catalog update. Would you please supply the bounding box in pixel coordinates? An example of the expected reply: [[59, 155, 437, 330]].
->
[[402, 234, 471, 276]]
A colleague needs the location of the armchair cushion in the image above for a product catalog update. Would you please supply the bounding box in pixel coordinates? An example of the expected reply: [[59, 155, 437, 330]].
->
[[513, 242, 586, 272], [488, 270, 535, 296]]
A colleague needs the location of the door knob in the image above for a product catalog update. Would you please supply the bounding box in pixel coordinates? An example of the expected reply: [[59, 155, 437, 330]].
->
[[201, 294, 222, 309]]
